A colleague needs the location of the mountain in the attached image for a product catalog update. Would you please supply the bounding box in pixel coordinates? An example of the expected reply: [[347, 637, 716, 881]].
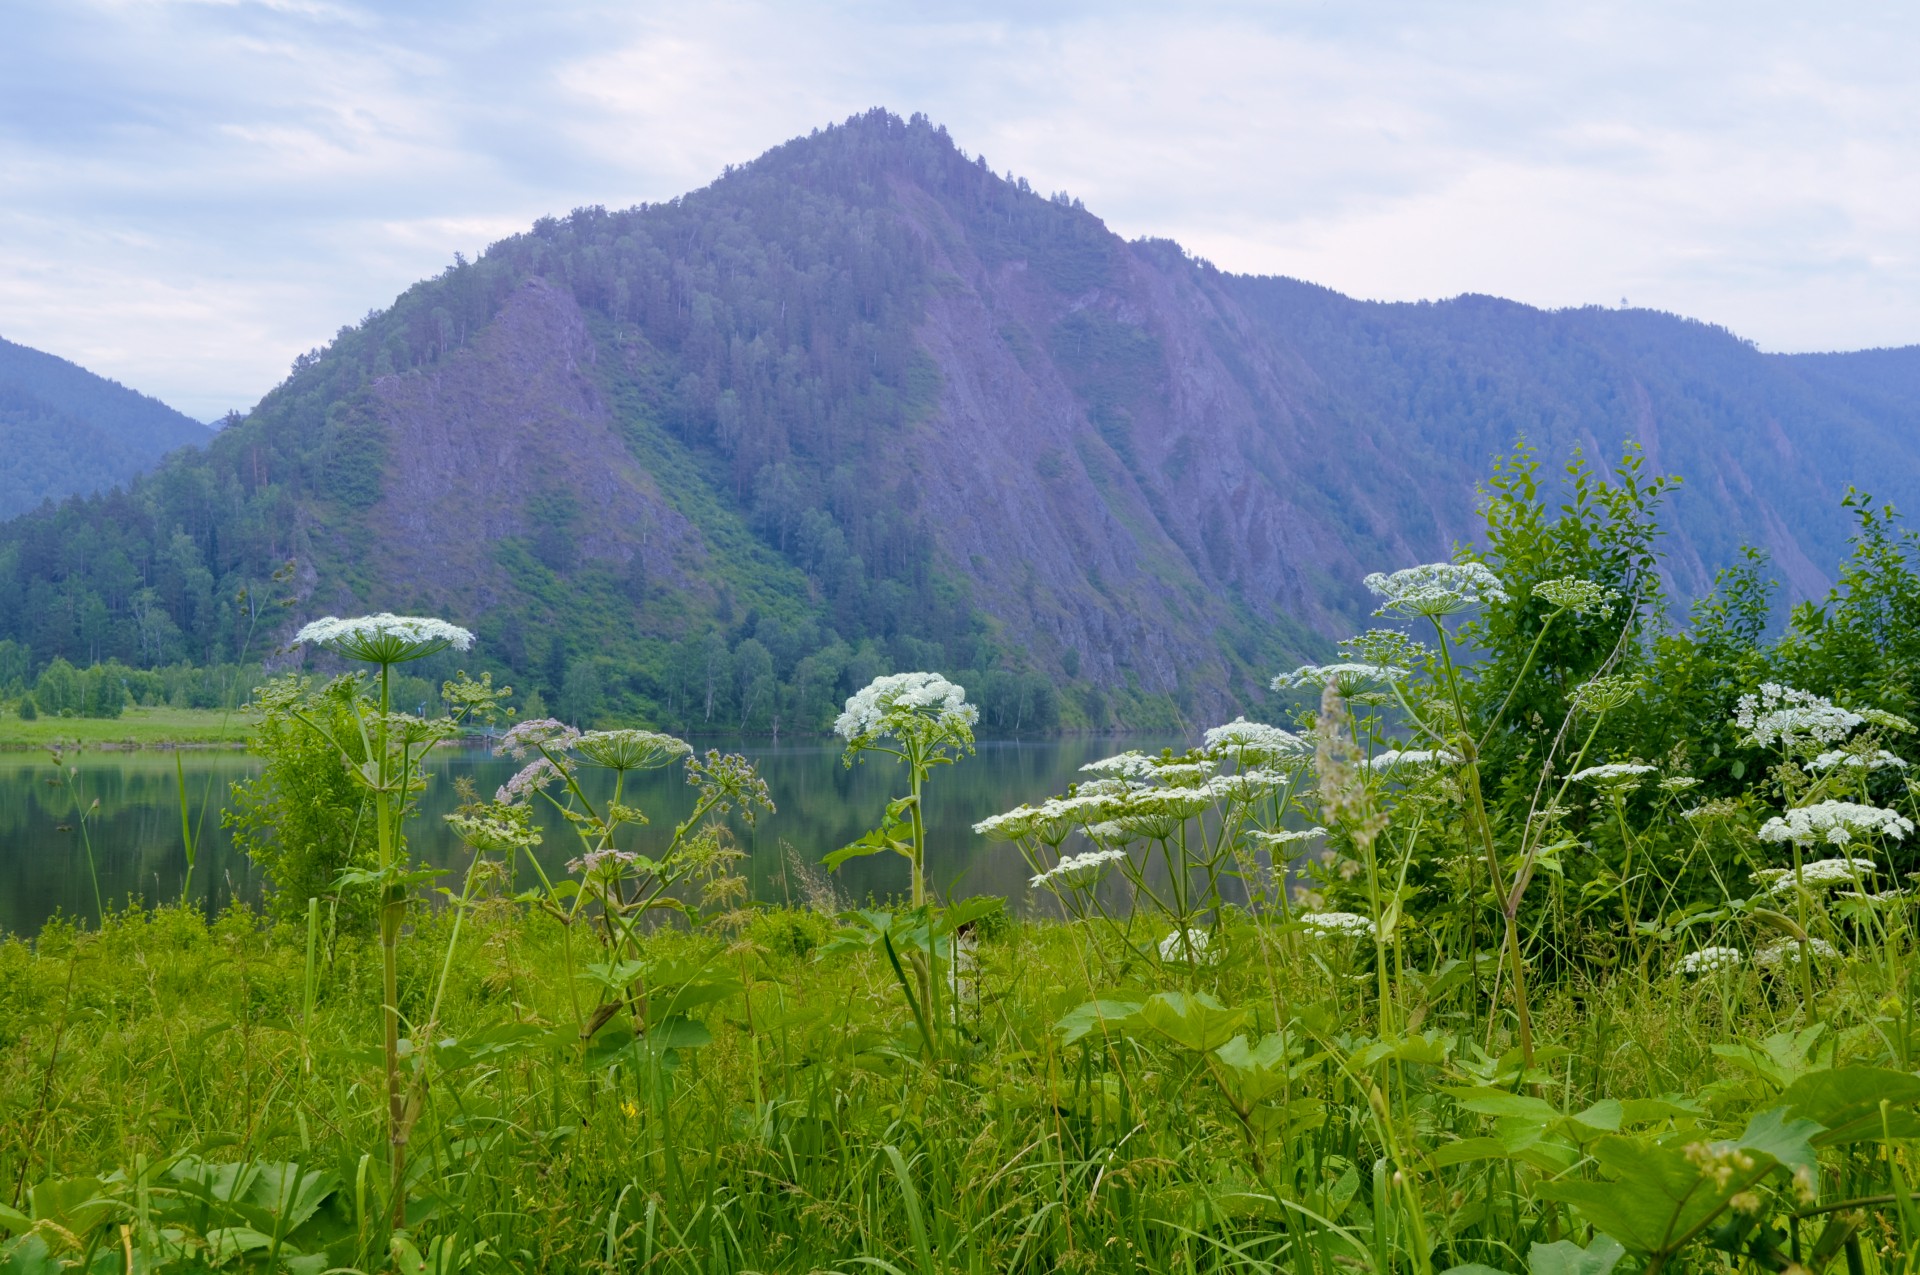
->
[[0, 336, 211, 520], [2, 109, 1918, 731]]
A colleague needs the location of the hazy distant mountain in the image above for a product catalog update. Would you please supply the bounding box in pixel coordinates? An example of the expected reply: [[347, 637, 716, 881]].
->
[[0, 336, 209, 519], [2, 110, 1918, 730]]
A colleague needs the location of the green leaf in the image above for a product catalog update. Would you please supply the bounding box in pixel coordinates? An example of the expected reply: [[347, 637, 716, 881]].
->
[[1135, 991, 1247, 1053], [0, 1234, 62, 1275], [1781, 1066, 1920, 1145], [1538, 1133, 1779, 1258], [1056, 999, 1141, 1045], [579, 959, 648, 993], [26, 1176, 119, 1236], [1442, 1265, 1514, 1275], [1213, 1034, 1291, 1106], [823, 827, 908, 871], [1527, 1235, 1625, 1275]]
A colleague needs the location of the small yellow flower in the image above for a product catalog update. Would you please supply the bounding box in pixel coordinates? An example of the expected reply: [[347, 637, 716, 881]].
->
[[620, 1099, 639, 1119]]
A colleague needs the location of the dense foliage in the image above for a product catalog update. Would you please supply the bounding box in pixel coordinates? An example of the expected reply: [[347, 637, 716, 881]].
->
[[5, 452, 1920, 1270]]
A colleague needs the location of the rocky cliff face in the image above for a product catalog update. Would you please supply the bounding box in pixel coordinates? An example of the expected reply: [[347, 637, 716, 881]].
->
[[7, 110, 1919, 729]]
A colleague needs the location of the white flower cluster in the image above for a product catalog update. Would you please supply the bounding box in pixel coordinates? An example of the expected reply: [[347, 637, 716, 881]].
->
[[1571, 762, 1658, 789], [1203, 718, 1311, 765], [1659, 776, 1702, 792], [1533, 576, 1620, 615], [1676, 946, 1744, 975], [1810, 749, 1908, 772], [834, 672, 978, 743], [1030, 848, 1128, 889], [1755, 938, 1840, 968], [1158, 928, 1218, 964], [1248, 826, 1328, 847], [1757, 801, 1913, 847], [294, 613, 475, 664], [1752, 857, 1879, 893], [1364, 562, 1510, 618], [1734, 683, 1863, 750], [1363, 749, 1460, 773], [1081, 751, 1160, 779], [1300, 911, 1376, 939], [1271, 662, 1408, 692]]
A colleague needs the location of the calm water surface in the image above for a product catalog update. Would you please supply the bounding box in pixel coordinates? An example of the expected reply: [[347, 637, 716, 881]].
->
[[0, 737, 1176, 935]]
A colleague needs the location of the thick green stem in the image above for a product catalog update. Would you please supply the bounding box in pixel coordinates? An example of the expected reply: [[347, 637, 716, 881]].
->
[[375, 663, 407, 1231]]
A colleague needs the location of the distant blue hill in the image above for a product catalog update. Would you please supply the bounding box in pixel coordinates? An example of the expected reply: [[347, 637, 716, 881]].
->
[[0, 336, 210, 519]]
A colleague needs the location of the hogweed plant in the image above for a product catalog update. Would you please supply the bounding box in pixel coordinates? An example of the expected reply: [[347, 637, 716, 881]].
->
[[288, 612, 493, 1228], [482, 719, 769, 1047], [825, 672, 978, 906]]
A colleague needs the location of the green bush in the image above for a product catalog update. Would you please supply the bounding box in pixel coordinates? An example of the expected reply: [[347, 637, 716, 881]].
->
[[14, 694, 34, 720], [223, 673, 378, 931]]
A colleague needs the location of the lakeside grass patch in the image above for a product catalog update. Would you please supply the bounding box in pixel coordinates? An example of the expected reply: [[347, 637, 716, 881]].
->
[[0, 704, 250, 749], [1, 900, 1913, 1273]]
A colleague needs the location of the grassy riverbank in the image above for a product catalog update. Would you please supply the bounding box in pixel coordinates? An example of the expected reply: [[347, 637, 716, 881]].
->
[[2, 895, 1914, 1273], [0, 705, 249, 749]]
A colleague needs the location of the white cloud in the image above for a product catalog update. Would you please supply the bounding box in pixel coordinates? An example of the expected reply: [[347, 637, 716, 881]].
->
[[2, 0, 1918, 417]]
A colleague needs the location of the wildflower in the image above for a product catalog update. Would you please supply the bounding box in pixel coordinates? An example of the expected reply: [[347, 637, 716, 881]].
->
[[1752, 857, 1878, 894], [496, 717, 581, 759], [1364, 561, 1510, 618], [1247, 826, 1328, 847], [1571, 762, 1658, 791], [1734, 684, 1863, 750], [1300, 911, 1377, 939], [1086, 821, 1134, 843], [1363, 748, 1460, 773], [1080, 751, 1159, 779], [1204, 717, 1309, 765], [1754, 937, 1840, 968], [834, 672, 977, 743], [1856, 706, 1915, 733], [1029, 848, 1128, 889], [444, 809, 541, 853], [1675, 946, 1744, 975], [1570, 675, 1642, 715], [1149, 760, 1217, 787], [1756, 802, 1912, 846], [686, 751, 775, 824], [294, 613, 474, 664], [1683, 799, 1740, 821], [496, 757, 565, 806], [1809, 749, 1908, 772], [568, 847, 641, 875], [975, 800, 1082, 846], [1659, 776, 1702, 792], [1271, 663, 1408, 693], [1338, 629, 1430, 670], [1158, 928, 1217, 964], [573, 729, 693, 773], [1533, 576, 1620, 615]]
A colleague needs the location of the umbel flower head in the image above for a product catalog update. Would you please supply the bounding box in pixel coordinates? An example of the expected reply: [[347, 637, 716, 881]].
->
[[1364, 562, 1510, 618], [295, 613, 474, 665], [1757, 801, 1913, 847], [573, 729, 693, 773], [1571, 762, 1658, 792], [835, 672, 978, 748], [1734, 683, 1863, 751]]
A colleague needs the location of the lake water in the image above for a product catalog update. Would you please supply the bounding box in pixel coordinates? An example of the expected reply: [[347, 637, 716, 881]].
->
[[0, 737, 1177, 936]]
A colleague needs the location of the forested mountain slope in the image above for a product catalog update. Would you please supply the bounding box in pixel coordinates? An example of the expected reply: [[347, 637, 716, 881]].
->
[[2, 110, 1917, 732], [0, 336, 210, 519]]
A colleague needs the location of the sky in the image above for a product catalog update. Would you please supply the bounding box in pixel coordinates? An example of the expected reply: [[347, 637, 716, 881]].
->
[[3, 1, 1918, 420]]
